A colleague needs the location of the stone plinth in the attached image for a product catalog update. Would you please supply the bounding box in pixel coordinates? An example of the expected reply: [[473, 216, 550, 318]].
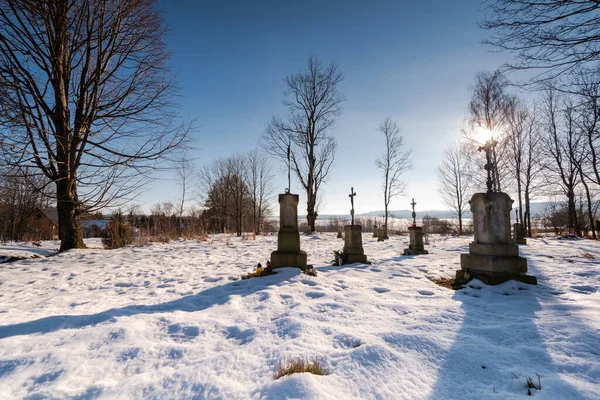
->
[[342, 225, 368, 264], [456, 192, 536, 285], [513, 223, 527, 245], [372, 226, 378, 238], [377, 228, 384, 242], [403, 226, 429, 255], [270, 193, 307, 269]]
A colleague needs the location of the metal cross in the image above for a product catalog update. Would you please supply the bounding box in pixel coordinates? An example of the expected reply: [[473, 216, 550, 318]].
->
[[411, 198, 417, 226], [349, 187, 356, 225]]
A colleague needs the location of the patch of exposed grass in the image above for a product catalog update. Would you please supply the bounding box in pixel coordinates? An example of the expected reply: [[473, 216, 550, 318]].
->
[[429, 276, 462, 290], [581, 251, 595, 259], [273, 358, 330, 380]]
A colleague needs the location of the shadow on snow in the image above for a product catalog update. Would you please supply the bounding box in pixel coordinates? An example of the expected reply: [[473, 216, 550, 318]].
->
[[0, 268, 302, 340], [429, 260, 594, 399]]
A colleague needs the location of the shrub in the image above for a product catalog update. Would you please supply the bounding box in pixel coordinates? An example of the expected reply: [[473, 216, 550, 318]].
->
[[103, 210, 133, 249], [273, 358, 329, 380]]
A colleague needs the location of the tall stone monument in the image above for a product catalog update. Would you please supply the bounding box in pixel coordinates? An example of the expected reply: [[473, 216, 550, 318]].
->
[[270, 193, 307, 269], [456, 139, 535, 285], [342, 187, 368, 264], [403, 198, 428, 255]]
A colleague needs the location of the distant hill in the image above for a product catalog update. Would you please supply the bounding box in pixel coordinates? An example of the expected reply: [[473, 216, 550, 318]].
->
[[301, 201, 552, 221]]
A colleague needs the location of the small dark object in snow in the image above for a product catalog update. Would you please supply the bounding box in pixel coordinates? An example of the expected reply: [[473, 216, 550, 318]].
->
[[481, 365, 486, 369], [303, 265, 317, 277], [526, 373, 542, 394]]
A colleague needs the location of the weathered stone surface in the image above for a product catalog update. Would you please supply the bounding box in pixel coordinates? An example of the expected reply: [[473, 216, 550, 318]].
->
[[372, 226, 378, 238], [342, 225, 367, 264], [377, 228, 384, 242], [457, 192, 536, 285], [403, 226, 429, 255], [471, 192, 513, 244], [270, 193, 307, 269], [469, 242, 519, 257]]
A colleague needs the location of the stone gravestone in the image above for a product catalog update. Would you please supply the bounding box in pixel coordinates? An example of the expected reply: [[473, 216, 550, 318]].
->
[[337, 229, 343, 239], [456, 192, 536, 285], [377, 228, 384, 242], [342, 187, 368, 264], [513, 223, 527, 245], [403, 198, 429, 255], [270, 193, 307, 269], [372, 224, 378, 238], [513, 209, 527, 245]]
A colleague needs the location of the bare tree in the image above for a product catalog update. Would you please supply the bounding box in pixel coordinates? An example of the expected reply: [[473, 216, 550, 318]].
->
[[173, 150, 196, 237], [199, 154, 248, 236], [375, 118, 412, 234], [465, 70, 513, 192], [261, 56, 344, 233], [506, 99, 528, 235], [437, 141, 472, 235], [541, 89, 582, 235], [0, 0, 188, 251], [483, 1, 600, 85], [245, 149, 274, 234], [521, 104, 545, 237]]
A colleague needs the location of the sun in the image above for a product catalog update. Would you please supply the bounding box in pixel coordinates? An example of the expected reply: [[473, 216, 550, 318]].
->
[[473, 126, 492, 144]]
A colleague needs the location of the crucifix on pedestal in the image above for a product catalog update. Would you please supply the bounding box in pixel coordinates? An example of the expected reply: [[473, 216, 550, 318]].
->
[[411, 198, 417, 226], [349, 187, 356, 225]]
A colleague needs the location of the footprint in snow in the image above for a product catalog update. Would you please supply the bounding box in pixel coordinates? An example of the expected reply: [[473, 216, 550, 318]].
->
[[373, 287, 390, 293], [370, 268, 382, 273], [168, 324, 200, 342], [114, 282, 135, 288], [571, 285, 598, 294], [203, 276, 223, 283], [417, 290, 434, 296], [300, 279, 317, 287], [225, 326, 255, 344], [118, 347, 140, 362], [306, 291, 326, 299], [333, 333, 363, 349]]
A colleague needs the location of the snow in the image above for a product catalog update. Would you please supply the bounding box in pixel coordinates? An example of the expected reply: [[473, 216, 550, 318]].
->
[[0, 234, 598, 399]]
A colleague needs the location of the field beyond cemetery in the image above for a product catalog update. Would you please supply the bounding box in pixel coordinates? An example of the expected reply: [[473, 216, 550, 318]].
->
[[0, 234, 598, 399]]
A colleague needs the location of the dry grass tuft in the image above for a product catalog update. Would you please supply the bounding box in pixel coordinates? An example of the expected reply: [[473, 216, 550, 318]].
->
[[273, 358, 330, 380], [429, 276, 462, 290], [581, 251, 595, 259]]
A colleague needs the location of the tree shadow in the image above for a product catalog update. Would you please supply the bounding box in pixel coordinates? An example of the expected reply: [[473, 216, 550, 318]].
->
[[428, 271, 592, 399], [0, 268, 301, 340]]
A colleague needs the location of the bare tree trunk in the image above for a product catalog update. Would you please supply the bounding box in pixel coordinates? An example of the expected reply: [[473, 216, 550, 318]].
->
[[56, 179, 85, 251]]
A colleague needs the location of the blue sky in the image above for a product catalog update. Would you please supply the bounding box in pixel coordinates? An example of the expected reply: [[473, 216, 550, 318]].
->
[[140, 0, 512, 215]]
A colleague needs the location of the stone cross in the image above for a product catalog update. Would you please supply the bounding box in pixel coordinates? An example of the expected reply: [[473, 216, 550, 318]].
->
[[411, 198, 417, 226], [286, 137, 291, 193], [515, 208, 519, 224], [349, 187, 356, 225]]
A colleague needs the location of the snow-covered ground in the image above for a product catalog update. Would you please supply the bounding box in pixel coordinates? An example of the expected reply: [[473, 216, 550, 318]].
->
[[0, 234, 598, 399]]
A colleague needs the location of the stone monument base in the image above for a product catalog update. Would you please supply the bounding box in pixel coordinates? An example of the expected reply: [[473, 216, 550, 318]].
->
[[456, 242, 536, 285], [403, 247, 429, 255], [342, 225, 368, 265], [403, 226, 428, 255], [270, 250, 307, 270], [516, 238, 527, 245]]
